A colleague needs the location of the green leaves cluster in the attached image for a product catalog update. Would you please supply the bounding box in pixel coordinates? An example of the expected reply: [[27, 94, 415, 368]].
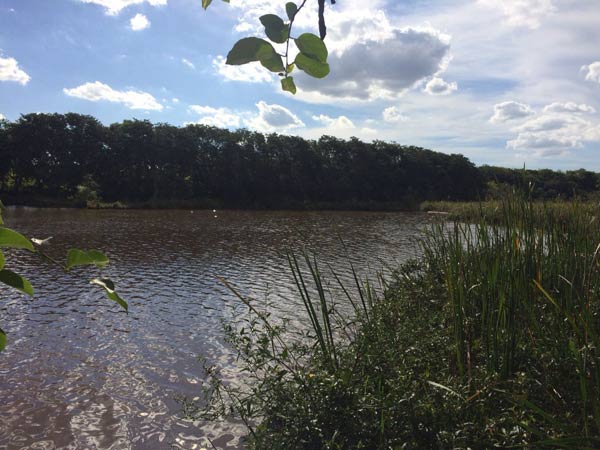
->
[[0, 202, 127, 353], [206, 1, 330, 94]]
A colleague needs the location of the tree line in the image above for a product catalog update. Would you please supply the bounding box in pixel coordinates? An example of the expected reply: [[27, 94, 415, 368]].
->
[[0, 113, 597, 208]]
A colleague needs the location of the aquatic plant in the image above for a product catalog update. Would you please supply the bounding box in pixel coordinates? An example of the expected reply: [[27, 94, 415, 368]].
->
[[188, 193, 600, 449]]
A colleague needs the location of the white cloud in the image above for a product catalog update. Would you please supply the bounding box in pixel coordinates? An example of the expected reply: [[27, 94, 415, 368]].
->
[[188, 105, 241, 128], [513, 114, 591, 134], [130, 13, 150, 31], [181, 58, 196, 70], [507, 133, 580, 152], [543, 102, 596, 114], [187, 101, 304, 132], [79, 0, 166, 15], [478, 0, 556, 29], [314, 6, 396, 56], [172, 97, 180, 103], [227, 0, 303, 33], [0, 55, 31, 85], [423, 77, 457, 96], [247, 101, 304, 132], [490, 101, 535, 123], [64, 81, 163, 110], [297, 26, 452, 101], [382, 106, 407, 123], [213, 3, 451, 101], [581, 61, 600, 83], [212, 56, 273, 83], [0, 113, 5, 120], [506, 103, 600, 155], [312, 114, 355, 129]]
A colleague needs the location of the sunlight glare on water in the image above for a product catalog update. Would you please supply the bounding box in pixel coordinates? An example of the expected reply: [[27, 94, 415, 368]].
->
[[0, 207, 429, 449]]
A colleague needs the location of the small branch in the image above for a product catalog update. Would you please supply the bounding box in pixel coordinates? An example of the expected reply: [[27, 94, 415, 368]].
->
[[318, 0, 326, 40], [284, 0, 309, 76]]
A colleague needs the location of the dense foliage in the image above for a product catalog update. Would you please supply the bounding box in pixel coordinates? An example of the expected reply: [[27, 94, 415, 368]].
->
[[2, 113, 599, 209], [480, 165, 600, 200], [0, 113, 483, 209], [190, 195, 600, 449]]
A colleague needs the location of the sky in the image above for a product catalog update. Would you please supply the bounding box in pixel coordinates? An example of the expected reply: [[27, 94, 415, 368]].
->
[[1, 0, 600, 170]]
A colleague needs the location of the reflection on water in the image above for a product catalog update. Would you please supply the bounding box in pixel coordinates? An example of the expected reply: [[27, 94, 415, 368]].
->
[[0, 208, 429, 449]]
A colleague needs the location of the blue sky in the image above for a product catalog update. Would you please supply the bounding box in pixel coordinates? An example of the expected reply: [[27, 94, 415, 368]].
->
[[1, 0, 600, 170]]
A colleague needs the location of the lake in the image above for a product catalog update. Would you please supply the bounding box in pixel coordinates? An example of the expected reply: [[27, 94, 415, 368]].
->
[[0, 208, 431, 449]]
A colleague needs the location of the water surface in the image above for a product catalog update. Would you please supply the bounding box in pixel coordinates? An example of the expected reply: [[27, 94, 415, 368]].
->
[[0, 208, 430, 449]]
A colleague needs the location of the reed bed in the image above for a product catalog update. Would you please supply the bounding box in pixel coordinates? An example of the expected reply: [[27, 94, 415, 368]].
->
[[187, 194, 600, 449]]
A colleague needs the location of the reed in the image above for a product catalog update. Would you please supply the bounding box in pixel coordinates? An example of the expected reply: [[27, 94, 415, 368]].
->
[[423, 192, 600, 442], [186, 193, 600, 449]]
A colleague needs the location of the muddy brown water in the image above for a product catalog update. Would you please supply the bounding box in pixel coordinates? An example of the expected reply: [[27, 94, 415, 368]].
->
[[0, 208, 430, 449]]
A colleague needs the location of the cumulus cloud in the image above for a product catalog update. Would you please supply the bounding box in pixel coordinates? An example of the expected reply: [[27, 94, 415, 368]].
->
[[130, 13, 150, 31], [423, 77, 457, 96], [80, 0, 166, 15], [312, 114, 355, 129], [478, 0, 556, 29], [0, 55, 31, 85], [581, 61, 600, 83], [382, 106, 407, 124], [506, 102, 600, 155], [64, 81, 163, 110], [212, 56, 273, 83], [181, 58, 196, 70], [297, 27, 452, 101], [187, 101, 304, 132], [513, 114, 585, 133], [188, 105, 241, 128], [490, 101, 534, 123], [247, 101, 305, 132], [507, 133, 580, 152], [0, 113, 5, 120], [212, 3, 451, 101], [543, 102, 596, 114], [228, 0, 288, 32]]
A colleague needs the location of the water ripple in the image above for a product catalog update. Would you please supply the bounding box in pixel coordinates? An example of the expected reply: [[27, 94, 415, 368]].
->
[[0, 208, 429, 449]]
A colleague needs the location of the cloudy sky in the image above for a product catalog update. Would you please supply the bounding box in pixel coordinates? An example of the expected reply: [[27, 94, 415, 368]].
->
[[1, 0, 600, 170]]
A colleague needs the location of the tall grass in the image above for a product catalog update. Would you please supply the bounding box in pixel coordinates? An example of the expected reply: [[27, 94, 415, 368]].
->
[[423, 192, 600, 442], [185, 193, 600, 449]]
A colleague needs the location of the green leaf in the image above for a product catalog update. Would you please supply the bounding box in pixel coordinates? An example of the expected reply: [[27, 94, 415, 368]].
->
[[294, 53, 330, 78], [295, 33, 328, 63], [0, 250, 4, 271], [66, 249, 109, 271], [226, 37, 277, 66], [286, 63, 295, 74], [260, 53, 285, 72], [202, 0, 212, 10], [0, 327, 6, 352], [0, 228, 34, 252], [286, 2, 298, 20], [259, 14, 289, 44], [91, 278, 128, 312], [281, 77, 297, 94], [0, 269, 34, 296]]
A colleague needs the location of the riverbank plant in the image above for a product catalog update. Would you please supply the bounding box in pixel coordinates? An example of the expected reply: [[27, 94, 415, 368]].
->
[[189, 193, 600, 449]]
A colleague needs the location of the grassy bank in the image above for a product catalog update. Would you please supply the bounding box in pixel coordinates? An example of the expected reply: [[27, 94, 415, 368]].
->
[[1, 193, 421, 211], [421, 198, 600, 223], [187, 194, 600, 449]]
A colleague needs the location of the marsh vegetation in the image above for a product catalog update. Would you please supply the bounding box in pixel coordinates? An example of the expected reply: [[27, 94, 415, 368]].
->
[[192, 193, 600, 449]]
